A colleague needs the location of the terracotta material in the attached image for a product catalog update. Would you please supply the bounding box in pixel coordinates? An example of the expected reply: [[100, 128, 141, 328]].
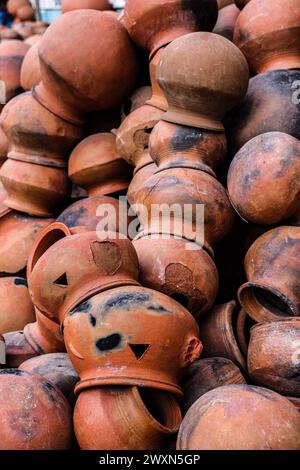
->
[[127, 161, 158, 207], [24, 34, 42, 46], [0, 92, 84, 168], [0, 126, 9, 166], [157, 32, 249, 131], [7, 0, 29, 15], [0, 369, 72, 450], [121, 86, 152, 121], [248, 319, 300, 397], [0, 211, 54, 276], [147, 48, 168, 111], [34, 11, 139, 125], [17, 5, 35, 21], [0, 334, 5, 365], [181, 358, 246, 415], [133, 236, 218, 317], [289, 397, 300, 412], [0, 277, 35, 335], [3, 331, 38, 367], [0, 182, 10, 218], [20, 41, 41, 91], [0, 28, 20, 40], [69, 133, 132, 196], [177, 385, 300, 450], [74, 386, 181, 450], [64, 286, 202, 396], [62, 0, 112, 13], [23, 309, 66, 355], [149, 120, 227, 176], [0, 39, 29, 101], [121, 0, 218, 59], [218, 0, 234, 7], [226, 69, 300, 155], [199, 301, 247, 371], [0, 159, 71, 217], [228, 132, 300, 225], [239, 226, 300, 322], [19, 353, 79, 406], [29, 230, 140, 323], [234, 0, 300, 74], [213, 4, 239, 41]]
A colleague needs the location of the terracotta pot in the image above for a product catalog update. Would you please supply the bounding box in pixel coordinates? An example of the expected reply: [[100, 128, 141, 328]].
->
[[7, 0, 29, 16], [64, 286, 202, 396], [20, 41, 41, 91], [19, 353, 79, 406], [69, 133, 132, 196], [0, 334, 5, 365], [225, 69, 300, 155], [34, 11, 139, 125], [147, 48, 168, 111], [121, 86, 152, 121], [248, 319, 300, 397], [199, 301, 247, 371], [74, 386, 181, 450], [0, 277, 35, 335], [23, 309, 66, 355], [234, 0, 300, 74], [17, 5, 35, 21], [127, 161, 157, 202], [239, 226, 300, 322], [133, 236, 218, 317], [157, 32, 249, 131], [0, 28, 21, 40], [0, 39, 29, 101], [29, 230, 140, 323], [181, 358, 246, 415], [3, 330, 37, 367], [121, 0, 218, 59], [228, 132, 300, 225], [234, 0, 250, 8], [0, 211, 54, 276], [149, 120, 227, 176], [289, 397, 300, 412], [62, 0, 112, 13], [0, 126, 9, 166], [0, 182, 10, 218], [132, 168, 235, 250], [218, 0, 234, 7], [0, 92, 84, 169], [213, 4, 239, 41], [177, 384, 300, 450], [24, 34, 42, 46], [0, 369, 72, 450]]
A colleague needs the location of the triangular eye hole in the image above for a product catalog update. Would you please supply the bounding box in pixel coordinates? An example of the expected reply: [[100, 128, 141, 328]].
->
[[53, 272, 68, 287], [129, 344, 150, 360]]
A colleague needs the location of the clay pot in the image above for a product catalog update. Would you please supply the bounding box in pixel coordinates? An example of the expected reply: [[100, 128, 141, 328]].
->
[[234, 0, 250, 8], [234, 0, 300, 74], [181, 358, 246, 415], [0, 126, 9, 166], [3, 330, 37, 367], [0, 211, 54, 276], [19, 353, 79, 406], [63, 286, 202, 396], [147, 48, 168, 111], [68, 133, 132, 196], [157, 32, 249, 131], [0, 182, 10, 218], [225, 69, 300, 155], [133, 236, 218, 317], [29, 230, 140, 323], [228, 132, 300, 225], [0, 369, 72, 450], [0, 334, 5, 365], [248, 319, 300, 397], [24, 34, 42, 46], [218, 0, 234, 7], [0, 159, 71, 217], [0, 277, 35, 335], [23, 309, 66, 355], [213, 4, 240, 41], [121, 0, 218, 59], [199, 301, 247, 371], [121, 86, 152, 121], [132, 168, 235, 250], [17, 5, 35, 21], [74, 386, 181, 450], [0, 28, 21, 40], [7, 0, 29, 16], [289, 397, 300, 412], [149, 120, 227, 176], [127, 161, 158, 208], [0, 39, 30, 101], [177, 384, 300, 450], [0, 92, 84, 168], [239, 226, 300, 322], [20, 41, 41, 91], [62, 0, 112, 13], [34, 11, 139, 125]]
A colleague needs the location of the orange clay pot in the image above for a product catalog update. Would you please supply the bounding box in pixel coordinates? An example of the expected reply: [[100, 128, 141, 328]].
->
[[147, 48, 168, 111], [181, 358, 246, 415], [0, 28, 21, 40], [238, 226, 300, 322], [62, 0, 112, 13], [133, 236, 218, 318], [213, 3, 239, 41], [23, 309, 66, 355], [121, 86, 152, 121], [74, 386, 181, 450], [0, 182, 10, 218], [0, 369, 72, 450], [24, 34, 42, 46], [68, 133, 132, 196], [7, 1, 30, 16], [127, 161, 158, 208], [157, 32, 249, 131], [63, 286, 202, 396], [0, 277, 35, 335], [0, 126, 9, 166], [20, 41, 41, 91], [177, 385, 300, 450], [121, 0, 218, 59], [234, 0, 300, 74], [3, 330, 37, 367], [17, 5, 35, 21], [289, 397, 300, 412], [0, 39, 29, 101], [0, 334, 5, 365], [34, 11, 139, 125], [29, 230, 140, 323]]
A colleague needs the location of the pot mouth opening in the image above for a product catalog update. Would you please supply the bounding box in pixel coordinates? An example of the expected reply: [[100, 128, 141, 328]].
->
[[240, 284, 296, 318], [137, 387, 181, 433]]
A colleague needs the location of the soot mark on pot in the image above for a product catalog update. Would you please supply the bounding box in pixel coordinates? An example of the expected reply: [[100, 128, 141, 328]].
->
[[100, 292, 150, 315], [0, 369, 25, 376], [57, 206, 85, 228], [247, 385, 276, 402], [14, 278, 28, 287], [96, 333, 122, 352], [89, 314, 97, 327], [147, 304, 172, 314], [42, 381, 59, 403], [170, 125, 202, 152], [243, 168, 261, 189], [69, 300, 92, 316]]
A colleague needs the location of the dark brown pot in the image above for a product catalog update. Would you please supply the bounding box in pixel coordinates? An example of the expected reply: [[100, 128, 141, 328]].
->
[[177, 384, 300, 450], [239, 226, 300, 322], [20, 40, 41, 91], [213, 4, 239, 41], [0, 39, 29, 101], [248, 319, 300, 397], [228, 132, 300, 225]]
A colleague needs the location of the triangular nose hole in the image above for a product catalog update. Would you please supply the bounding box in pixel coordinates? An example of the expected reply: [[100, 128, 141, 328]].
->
[[53, 272, 68, 286], [129, 344, 150, 360]]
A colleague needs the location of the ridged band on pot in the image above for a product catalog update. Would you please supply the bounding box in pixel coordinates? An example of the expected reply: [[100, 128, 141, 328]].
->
[[63, 286, 202, 397], [238, 226, 300, 323]]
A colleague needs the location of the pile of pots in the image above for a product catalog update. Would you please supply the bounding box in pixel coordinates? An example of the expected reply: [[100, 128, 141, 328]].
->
[[0, 0, 298, 451]]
